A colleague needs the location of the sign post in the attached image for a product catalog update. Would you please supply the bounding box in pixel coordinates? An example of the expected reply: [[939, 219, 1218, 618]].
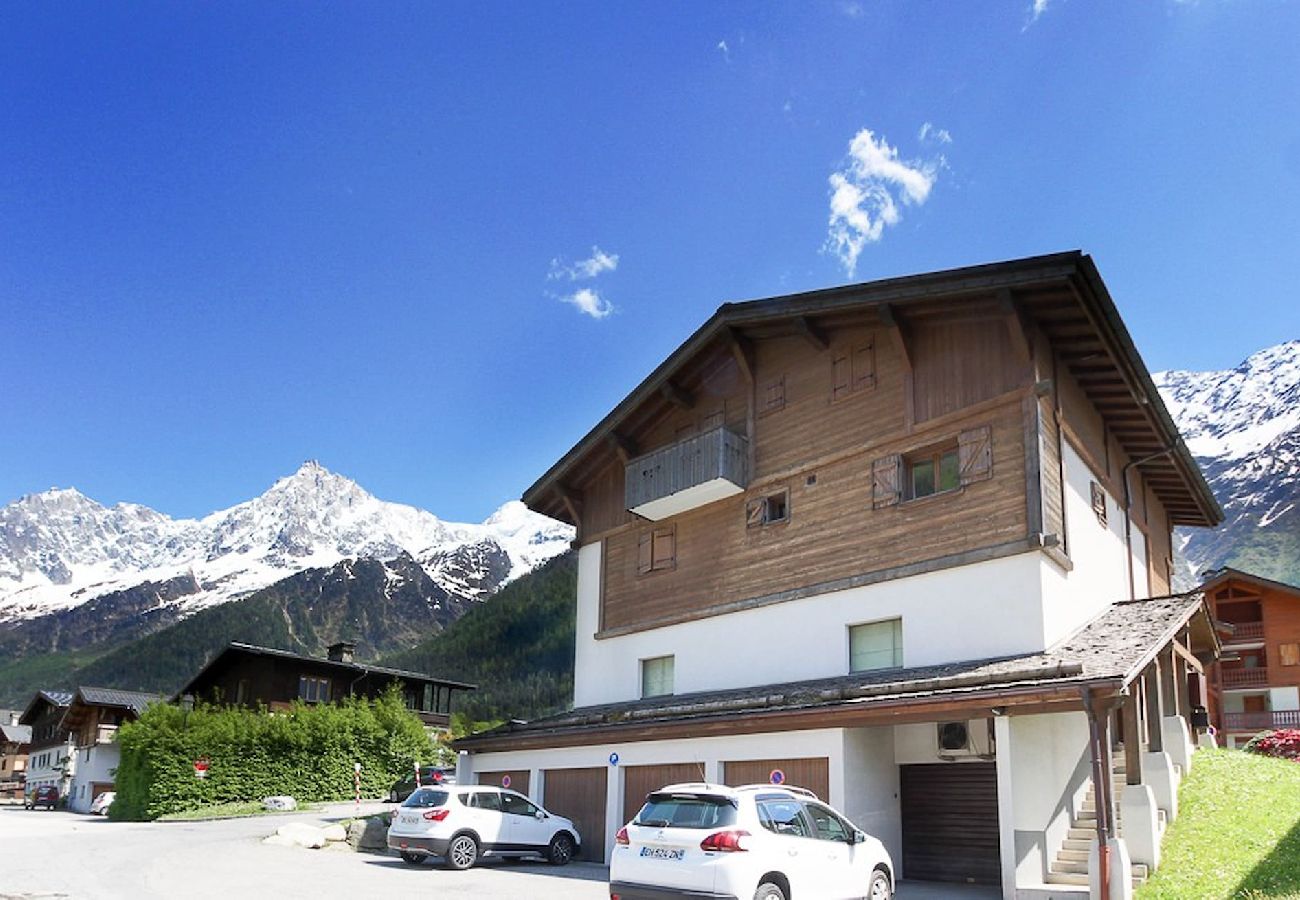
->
[[193, 758, 210, 779], [354, 762, 362, 816]]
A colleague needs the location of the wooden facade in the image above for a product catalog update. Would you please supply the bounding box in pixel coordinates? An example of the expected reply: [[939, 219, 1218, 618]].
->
[[177, 642, 473, 728], [525, 256, 1215, 638], [1202, 569, 1300, 740]]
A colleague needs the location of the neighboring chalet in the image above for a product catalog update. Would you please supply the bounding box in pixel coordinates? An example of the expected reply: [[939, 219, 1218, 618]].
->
[[176, 641, 474, 728], [455, 252, 1224, 898], [63, 687, 159, 813], [19, 690, 74, 798], [1201, 567, 1300, 747], [0, 712, 32, 801]]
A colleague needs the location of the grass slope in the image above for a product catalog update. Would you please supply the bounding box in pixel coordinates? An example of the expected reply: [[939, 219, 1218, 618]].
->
[[1138, 748, 1300, 899], [380, 552, 576, 721]]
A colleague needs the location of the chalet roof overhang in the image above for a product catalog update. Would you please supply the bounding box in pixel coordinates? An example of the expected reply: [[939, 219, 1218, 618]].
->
[[522, 251, 1221, 528], [455, 593, 1217, 753], [18, 690, 73, 727], [173, 641, 477, 700], [59, 687, 160, 732], [1198, 567, 1300, 599]]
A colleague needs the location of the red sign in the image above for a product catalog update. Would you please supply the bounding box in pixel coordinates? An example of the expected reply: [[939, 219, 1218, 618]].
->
[[769, 769, 785, 785], [194, 758, 210, 779], [500, 774, 512, 789]]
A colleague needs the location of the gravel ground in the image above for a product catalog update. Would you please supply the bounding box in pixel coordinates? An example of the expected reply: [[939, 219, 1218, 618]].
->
[[0, 802, 609, 900]]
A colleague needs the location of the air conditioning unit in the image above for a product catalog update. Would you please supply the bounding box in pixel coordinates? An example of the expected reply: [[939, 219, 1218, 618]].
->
[[937, 721, 971, 754]]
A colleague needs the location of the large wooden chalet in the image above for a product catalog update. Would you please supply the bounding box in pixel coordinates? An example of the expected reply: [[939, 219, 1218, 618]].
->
[[454, 252, 1223, 898]]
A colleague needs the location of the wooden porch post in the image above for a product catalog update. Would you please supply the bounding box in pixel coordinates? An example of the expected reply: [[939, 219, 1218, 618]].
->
[[1160, 646, 1179, 716], [1144, 662, 1164, 752], [1121, 691, 1143, 785]]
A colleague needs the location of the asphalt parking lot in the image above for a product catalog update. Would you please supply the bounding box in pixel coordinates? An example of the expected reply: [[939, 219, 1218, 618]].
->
[[0, 802, 998, 899]]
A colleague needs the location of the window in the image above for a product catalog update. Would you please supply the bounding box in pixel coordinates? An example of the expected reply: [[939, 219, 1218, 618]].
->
[[297, 675, 332, 703], [1281, 643, 1300, 667], [757, 799, 813, 837], [235, 679, 249, 705], [907, 445, 960, 499], [849, 619, 902, 672], [1091, 481, 1108, 526], [762, 377, 786, 415], [804, 803, 852, 842], [501, 793, 539, 817], [746, 489, 789, 527], [637, 794, 737, 829], [637, 526, 676, 575], [470, 791, 502, 812], [641, 655, 675, 698], [832, 343, 875, 401]]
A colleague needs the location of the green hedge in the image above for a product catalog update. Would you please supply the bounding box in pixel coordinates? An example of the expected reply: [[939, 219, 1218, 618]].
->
[[111, 689, 435, 820]]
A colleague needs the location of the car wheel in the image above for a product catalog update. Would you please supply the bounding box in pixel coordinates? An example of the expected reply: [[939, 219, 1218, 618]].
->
[[546, 832, 576, 866], [444, 834, 479, 870], [399, 851, 427, 866], [754, 882, 787, 900], [868, 869, 892, 900]]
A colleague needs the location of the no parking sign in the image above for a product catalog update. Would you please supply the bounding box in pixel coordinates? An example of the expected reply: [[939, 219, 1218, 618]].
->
[[769, 768, 785, 785]]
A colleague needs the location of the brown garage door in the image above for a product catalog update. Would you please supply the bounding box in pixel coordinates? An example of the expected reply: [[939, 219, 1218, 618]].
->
[[542, 768, 608, 863], [621, 763, 707, 828], [722, 757, 830, 801], [900, 763, 1000, 886], [477, 769, 530, 795]]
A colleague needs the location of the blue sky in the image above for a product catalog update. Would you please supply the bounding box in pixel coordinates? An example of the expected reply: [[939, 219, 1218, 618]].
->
[[2, 1, 1298, 522]]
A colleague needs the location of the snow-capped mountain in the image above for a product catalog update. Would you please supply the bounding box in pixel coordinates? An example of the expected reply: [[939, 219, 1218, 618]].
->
[[1154, 340, 1300, 585], [0, 461, 572, 624]]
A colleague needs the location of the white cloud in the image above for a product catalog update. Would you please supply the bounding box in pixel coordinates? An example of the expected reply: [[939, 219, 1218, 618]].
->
[[561, 287, 613, 320], [1025, 0, 1051, 27], [918, 122, 952, 145], [824, 128, 942, 277], [716, 40, 730, 62], [839, 1, 865, 18], [549, 246, 619, 281]]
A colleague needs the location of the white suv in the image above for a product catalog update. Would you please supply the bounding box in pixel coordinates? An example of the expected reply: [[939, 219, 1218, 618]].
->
[[387, 785, 581, 870], [610, 782, 893, 900]]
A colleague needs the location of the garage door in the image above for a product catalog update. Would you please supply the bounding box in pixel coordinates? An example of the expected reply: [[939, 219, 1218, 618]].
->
[[542, 768, 608, 863], [722, 757, 830, 802], [477, 769, 530, 795], [621, 763, 707, 828], [899, 763, 1000, 885]]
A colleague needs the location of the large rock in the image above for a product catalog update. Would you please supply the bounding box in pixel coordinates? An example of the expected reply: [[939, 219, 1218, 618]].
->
[[276, 822, 326, 849], [347, 816, 389, 851], [262, 834, 297, 847], [322, 823, 347, 843], [263, 795, 297, 812]]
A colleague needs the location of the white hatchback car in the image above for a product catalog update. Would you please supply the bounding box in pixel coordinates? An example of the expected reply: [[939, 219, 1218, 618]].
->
[[387, 785, 581, 870], [610, 782, 894, 900]]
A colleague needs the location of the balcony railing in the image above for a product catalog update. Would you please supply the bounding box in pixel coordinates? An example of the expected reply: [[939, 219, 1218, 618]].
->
[[1223, 710, 1300, 731], [1221, 621, 1265, 643], [625, 425, 749, 520], [1221, 668, 1270, 688]]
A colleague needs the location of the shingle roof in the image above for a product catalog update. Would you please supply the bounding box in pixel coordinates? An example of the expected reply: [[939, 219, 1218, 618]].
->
[[0, 723, 32, 744], [40, 690, 74, 707], [75, 687, 161, 716], [459, 594, 1208, 749]]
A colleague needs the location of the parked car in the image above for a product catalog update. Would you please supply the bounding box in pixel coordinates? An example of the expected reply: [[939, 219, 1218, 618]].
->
[[388, 766, 456, 803], [387, 785, 580, 870], [610, 782, 894, 900], [89, 791, 116, 816], [24, 785, 60, 811]]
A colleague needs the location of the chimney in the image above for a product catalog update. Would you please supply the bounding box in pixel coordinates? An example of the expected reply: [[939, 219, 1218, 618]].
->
[[327, 641, 356, 663]]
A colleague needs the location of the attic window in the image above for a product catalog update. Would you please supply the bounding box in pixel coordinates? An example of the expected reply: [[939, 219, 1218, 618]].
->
[[831, 343, 876, 401], [637, 526, 676, 575], [747, 489, 789, 527], [1091, 481, 1108, 526], [762, 377, 786, 415], [907, 445, 960, 500]]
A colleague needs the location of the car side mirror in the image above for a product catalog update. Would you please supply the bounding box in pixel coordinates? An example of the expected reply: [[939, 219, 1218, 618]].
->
[[535, 811, 547, 820], [850, 829, 867, 845]]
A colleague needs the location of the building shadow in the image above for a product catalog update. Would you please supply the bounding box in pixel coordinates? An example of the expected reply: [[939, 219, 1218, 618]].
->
[[1231, 815, 1300, 898]]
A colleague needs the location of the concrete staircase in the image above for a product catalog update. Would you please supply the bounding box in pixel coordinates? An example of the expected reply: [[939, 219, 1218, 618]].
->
[[1045, 750, 1166, 888]]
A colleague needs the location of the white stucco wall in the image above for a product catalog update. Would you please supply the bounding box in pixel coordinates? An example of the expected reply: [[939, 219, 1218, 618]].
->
[[1001, 711, 1092, 888], [69, 743, 120, 812], [842, 726, 902, 871], [574, 543, 1051, 707], [1039, 441, 1133, 648], [1270, 686, 1300, 711], [24, 740, 75, 793]]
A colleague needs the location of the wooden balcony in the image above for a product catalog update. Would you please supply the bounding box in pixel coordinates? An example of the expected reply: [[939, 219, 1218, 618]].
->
[[1221, 620, 1265, 644], [625, 426, 749, 520], [1221, 668, 1270, 689], [1223, 710, 1300, 731]]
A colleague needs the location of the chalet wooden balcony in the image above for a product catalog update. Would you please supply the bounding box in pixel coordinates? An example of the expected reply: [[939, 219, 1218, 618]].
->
[[1220, 620, 1265, 644], [1221, 668, 1270, 689], [625, 425, 750, 521], [1224, 710, 1300, 731]]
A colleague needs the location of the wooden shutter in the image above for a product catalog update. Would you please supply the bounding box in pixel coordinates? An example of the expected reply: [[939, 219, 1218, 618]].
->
[[832, 354, 851, 400], [1281, 643, 1300, 667], [958, 425, 993, 485], [651, 527, 675, 570], [746, 497, 768, 527], [637, 531, 653, 575], [852, 343, 875, 390], [872, 454, 902, 508], [763, 377, 786, 413]]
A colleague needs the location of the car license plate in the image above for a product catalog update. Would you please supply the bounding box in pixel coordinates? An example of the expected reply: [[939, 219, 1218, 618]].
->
[[640, 847, 684, 861], [401, 815, 420, 825]]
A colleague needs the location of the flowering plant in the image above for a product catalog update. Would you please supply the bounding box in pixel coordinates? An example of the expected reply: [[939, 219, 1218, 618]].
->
[[1242, 728, 1300, 761]]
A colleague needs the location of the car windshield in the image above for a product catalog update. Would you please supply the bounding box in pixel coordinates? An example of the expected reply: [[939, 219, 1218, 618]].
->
[[401, 789, 449, 809], [637, 793, 737, 829]]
